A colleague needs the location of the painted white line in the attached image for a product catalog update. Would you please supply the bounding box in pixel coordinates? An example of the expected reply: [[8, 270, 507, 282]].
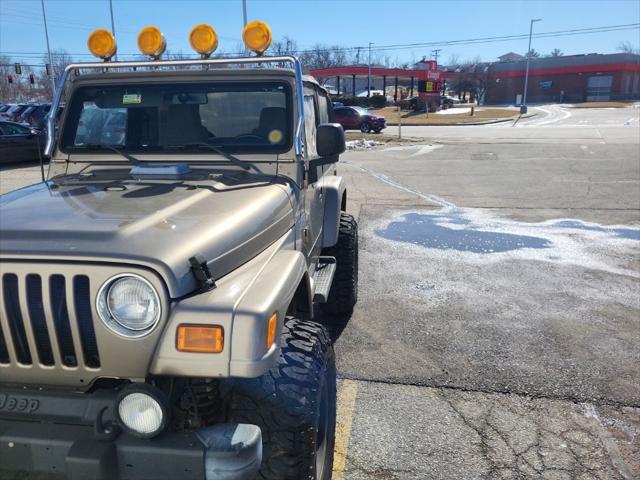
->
[[343, 161, 454, 208]]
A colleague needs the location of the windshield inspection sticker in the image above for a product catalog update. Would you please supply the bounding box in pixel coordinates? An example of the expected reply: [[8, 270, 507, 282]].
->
[[268, 129, 283, 144], [122, 93, 142, 105]]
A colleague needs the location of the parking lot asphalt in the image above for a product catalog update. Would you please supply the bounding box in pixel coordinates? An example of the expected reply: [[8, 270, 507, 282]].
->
[[331, 106, 639, 479], [1, 106, 638, 480]]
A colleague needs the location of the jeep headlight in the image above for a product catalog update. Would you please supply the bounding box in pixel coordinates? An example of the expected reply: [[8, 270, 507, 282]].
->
[[97, 274, 161, 337]]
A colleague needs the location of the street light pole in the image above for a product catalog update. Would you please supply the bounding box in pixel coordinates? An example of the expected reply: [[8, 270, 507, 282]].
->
[[242, 0, 248, 26], [367, 42, 373, 97], [108, 0, 117, 60], [522, 18, 541, 113], [40, 0, 56, 95]]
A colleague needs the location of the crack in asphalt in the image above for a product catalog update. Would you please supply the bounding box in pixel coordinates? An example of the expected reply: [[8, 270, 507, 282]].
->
[[437, 390, 632, 479], [338, 374, 640, 409]]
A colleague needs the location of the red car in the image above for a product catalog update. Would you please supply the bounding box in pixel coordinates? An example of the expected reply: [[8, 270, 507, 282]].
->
[[334, 106, 386, 133]]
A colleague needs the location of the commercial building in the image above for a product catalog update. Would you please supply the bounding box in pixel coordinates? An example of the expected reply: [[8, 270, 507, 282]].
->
[[487, 52, 640, 104]]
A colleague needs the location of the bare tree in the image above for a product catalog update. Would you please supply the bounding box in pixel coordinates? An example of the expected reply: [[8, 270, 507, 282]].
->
[[525, 49, 540, 58], [446, 53, 460, 67], [548, 48, 563, 57], [38, 49, 74, 99], [271, 36, 298, 56], [617, 41, 640, 54]]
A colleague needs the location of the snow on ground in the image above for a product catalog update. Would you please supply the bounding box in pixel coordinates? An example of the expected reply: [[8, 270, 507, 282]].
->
[[346, 139, 383, 150], [435, 107, 472, 115]]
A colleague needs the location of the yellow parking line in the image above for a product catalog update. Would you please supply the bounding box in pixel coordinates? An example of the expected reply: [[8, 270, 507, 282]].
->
[[333, 379, 359, 480]]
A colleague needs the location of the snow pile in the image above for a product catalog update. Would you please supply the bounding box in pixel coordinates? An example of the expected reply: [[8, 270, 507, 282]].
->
[[346, 139, 383, 150], [435, 107, 472, 115]]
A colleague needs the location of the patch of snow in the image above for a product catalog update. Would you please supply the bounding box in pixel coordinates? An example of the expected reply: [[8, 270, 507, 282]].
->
[[346, 139, 383, 150], [435, 107, 472, 115]]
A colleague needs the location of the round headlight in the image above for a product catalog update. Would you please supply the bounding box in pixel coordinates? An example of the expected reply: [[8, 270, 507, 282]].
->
[[116, 385, 168, 438], [97, 274, 161, 337]]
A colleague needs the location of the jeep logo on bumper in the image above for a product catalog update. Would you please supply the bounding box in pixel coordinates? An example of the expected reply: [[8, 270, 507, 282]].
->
[[0, 394, 40, 413]]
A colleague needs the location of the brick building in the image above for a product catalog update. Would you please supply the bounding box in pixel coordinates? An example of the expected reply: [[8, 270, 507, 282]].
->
[[474, 53, 640, 104]]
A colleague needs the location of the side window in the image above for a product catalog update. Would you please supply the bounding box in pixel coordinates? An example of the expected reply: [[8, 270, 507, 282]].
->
[[317, 89, 330, 124], [304, 94, 317, 157]]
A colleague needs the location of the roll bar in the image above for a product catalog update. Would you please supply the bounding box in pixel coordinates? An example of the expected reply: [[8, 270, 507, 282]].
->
[[45, 55, 306, 159]]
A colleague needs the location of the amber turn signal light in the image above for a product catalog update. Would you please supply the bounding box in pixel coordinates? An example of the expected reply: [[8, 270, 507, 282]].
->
[[267, 312, 277, 348], [176, 324, 224, 353]]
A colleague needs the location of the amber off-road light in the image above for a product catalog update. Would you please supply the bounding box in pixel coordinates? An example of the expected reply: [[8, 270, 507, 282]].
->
[[87, 29, 117, 61], [189, 23, 219, 57], [176, 324, 224, 353], [137, 26, 167, 58], [242, 20, 272, 55]]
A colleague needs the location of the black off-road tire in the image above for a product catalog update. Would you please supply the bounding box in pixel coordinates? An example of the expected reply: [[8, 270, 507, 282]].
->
[[321, 212, 358, 315], [222, 318, 336, 480]]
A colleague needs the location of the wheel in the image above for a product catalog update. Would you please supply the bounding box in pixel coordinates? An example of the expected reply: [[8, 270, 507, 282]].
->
[[359, 122, 371, 133], [321, 212, 358, 315], [222, 318, 336, 480]]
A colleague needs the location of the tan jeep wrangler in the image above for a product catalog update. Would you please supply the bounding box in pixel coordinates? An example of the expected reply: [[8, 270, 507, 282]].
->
[[0, 22, 358, 480]]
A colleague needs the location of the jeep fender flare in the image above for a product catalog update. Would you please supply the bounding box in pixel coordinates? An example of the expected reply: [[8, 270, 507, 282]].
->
[[150, 235, 310, 379], [229, 249, 309, 377], [319, 175, 347, 248]]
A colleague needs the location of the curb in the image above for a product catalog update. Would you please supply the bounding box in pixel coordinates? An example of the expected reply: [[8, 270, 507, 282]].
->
[[384, 113, 537, 127]]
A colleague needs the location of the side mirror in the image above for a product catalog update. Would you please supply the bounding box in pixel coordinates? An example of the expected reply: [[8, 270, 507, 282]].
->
[[29, 129, 39, 137], [308, 123, 346, 183], [316, 123, 345, 157]]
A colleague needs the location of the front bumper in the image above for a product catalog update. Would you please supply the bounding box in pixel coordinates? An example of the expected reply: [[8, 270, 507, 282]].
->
[[0, 388, 261, 480]]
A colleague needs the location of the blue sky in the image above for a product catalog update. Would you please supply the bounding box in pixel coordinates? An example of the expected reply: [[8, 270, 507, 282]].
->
[[1, 0, 639, 65]]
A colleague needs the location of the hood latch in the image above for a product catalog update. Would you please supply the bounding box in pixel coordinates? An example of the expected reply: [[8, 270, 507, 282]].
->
[[189, 255, 217, 292]]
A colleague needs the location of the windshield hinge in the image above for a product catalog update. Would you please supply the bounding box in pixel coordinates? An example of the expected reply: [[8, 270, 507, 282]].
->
[[189, 255, 216, 292]]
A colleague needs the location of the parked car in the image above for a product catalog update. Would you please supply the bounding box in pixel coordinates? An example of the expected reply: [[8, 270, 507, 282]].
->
[[334, 105, 386, 133], [1, 103, 30, 122], [441, 95, 461, 105], [0, 120, 45, 163], [18, 103, 53, 130], [397, 96, 419, 110], [356, 89, 385, 98]]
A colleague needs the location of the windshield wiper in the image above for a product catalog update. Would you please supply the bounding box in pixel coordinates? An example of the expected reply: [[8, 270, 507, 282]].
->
[[73, 144, 145, 165], [168, 143, 258, 172]]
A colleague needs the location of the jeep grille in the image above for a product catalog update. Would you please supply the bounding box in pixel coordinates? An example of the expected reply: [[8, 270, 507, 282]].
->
[[0, 273, 100, 369]]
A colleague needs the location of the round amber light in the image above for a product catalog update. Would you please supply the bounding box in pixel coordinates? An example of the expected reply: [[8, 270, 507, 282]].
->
[[87, 29, 117, 60], [137, 26, 166, 58], [189, 24, 218, 56], [242, 20, 272, 55]]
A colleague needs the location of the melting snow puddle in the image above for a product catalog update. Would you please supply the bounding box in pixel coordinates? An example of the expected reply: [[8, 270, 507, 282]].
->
[[371, 207, 640, 278]]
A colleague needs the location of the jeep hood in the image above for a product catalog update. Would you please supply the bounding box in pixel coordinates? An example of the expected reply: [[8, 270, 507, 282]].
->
[[0, 174, 295, 297]]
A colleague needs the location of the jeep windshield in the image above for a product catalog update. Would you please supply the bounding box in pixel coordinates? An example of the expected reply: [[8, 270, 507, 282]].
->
[[60, 82, 292, 155]]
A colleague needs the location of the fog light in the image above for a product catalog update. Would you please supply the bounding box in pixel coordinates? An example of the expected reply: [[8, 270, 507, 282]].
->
[[116, 385, 168, 438]]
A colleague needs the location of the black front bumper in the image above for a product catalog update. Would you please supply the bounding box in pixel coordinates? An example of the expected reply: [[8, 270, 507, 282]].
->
[[0, 388, 261, 480]]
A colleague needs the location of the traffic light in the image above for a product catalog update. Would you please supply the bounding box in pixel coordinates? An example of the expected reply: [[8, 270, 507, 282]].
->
[[45, 64, 52, 76], [29, 73, 35, 85], [14, 63, 22, 75], [7, 74, 13, 84]]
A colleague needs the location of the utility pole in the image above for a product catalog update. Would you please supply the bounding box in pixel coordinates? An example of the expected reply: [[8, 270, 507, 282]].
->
[[40, 0, 55, 95], [242, 0, 248, 26], [431, 49, 441, 66], [522, 18, 541, 114], [367, 42, 373, 97], [108, 0, 117, 60]]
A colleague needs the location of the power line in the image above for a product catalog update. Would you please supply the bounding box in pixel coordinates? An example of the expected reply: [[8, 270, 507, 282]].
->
[[0, 22, 638, 62]]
